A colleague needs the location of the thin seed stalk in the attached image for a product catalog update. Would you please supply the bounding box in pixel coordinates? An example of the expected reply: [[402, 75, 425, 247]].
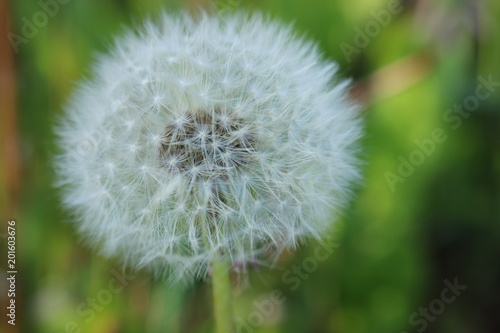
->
[[212, 254, 234, 333]]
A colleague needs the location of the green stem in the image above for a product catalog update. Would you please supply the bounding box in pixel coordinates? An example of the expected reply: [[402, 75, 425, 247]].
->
[[212, 255, 234, 333]]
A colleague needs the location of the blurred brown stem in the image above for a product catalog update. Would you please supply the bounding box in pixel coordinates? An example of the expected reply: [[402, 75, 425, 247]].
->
[[0, 0, 20, 217]]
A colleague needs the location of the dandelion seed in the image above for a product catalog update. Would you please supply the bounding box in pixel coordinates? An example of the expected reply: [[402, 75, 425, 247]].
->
[[55, 11, 362, 283]]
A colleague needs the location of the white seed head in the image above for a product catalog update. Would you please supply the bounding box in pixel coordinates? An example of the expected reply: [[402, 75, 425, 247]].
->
[[55, 12, 362, 282]]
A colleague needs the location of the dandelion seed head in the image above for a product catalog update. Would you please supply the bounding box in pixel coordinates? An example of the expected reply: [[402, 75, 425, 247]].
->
[[55, 11, 362, 282]]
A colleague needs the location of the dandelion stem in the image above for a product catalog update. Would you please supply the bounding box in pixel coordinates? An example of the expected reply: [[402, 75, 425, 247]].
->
[[211, 255, 234, 333]]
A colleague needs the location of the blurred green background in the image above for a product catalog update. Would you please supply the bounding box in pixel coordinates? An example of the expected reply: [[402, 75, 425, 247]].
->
[[1, 0, 499, 332]]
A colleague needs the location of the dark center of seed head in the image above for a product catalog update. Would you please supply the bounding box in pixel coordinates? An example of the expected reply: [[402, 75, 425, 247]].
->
[[159, 110, 256, 177]]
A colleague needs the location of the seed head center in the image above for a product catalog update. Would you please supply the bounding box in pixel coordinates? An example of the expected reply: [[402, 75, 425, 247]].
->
[[160, 110, 256, 177]]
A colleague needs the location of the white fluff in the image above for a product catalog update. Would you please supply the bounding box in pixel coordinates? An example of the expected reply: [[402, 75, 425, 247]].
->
[[55, 11, 362, 282]]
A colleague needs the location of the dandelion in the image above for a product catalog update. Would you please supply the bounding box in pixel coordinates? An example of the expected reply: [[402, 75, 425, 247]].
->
[[55, 11, 362, 332]]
